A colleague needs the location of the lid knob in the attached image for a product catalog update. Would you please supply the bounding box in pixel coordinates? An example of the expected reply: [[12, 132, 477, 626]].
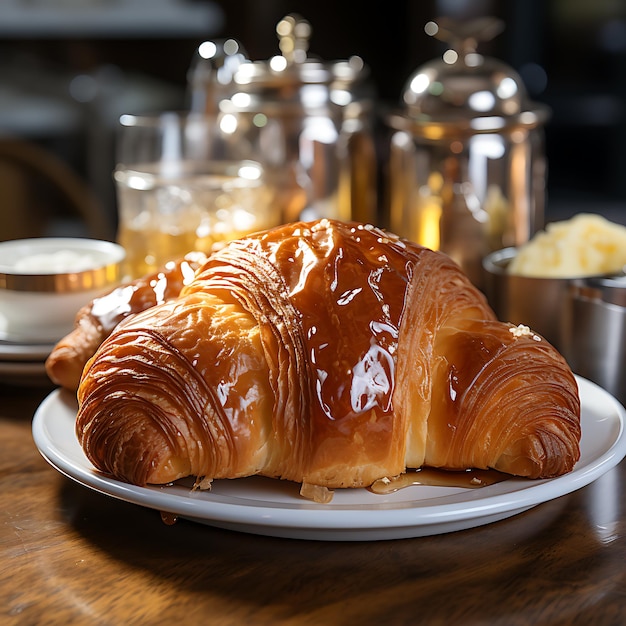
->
[[392, 15, 550, 132], [426, 16, 504, 58], [276, 13, 311, 65]]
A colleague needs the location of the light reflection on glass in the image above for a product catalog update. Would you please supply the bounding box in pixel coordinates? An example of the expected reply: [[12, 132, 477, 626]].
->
[[269, 55, 288, 72], [119, 113, 138, 127], [253, 113, 267, 128], [465, 52, 483, 67], [306, 116, 338, 144], [510, 129, 526, 143], [238, 164, 262, 181], [468, 90, 496, 112], [126, 173, 153, 191], [223, 38, 240, 56], [330, 89, 352, 106], [519, 111, 539, 125], [233, 62, 255, 84], [301, 84, 329, 108], [497, 76, 518, 99], [468, 134, 505, 207], [443, 49, 458, 64], [230, 92, 251, 108], [219, 113, 238, 134], [198, 40, 217, 60], [391, 130, 412, 150], [409, 73, 430, 95], [424, 20, 439, 37], [429, 81, 444, 96], [416, 176, 442, 251], [470, 116, 506, 131]]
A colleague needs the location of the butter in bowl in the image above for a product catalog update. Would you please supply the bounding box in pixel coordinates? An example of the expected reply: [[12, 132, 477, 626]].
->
[[482, 213, 626, 400], [0, 238, 125, 344]]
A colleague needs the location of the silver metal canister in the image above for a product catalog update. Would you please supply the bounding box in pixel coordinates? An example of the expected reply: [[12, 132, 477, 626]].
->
[[188, 14, 377, 225], [386, 17, 550, 288]]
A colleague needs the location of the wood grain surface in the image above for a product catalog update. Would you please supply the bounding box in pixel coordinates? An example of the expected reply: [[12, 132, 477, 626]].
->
[[1, 381, 625, 626]]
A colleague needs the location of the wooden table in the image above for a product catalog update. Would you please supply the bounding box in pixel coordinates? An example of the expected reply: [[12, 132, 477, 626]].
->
[[2, 380, 626, 626]]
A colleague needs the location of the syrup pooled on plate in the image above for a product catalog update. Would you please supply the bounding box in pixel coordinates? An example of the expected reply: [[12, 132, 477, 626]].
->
[[369, 467, 509, 494]]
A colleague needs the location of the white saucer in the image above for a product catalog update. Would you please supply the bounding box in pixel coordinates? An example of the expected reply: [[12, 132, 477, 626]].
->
[[0, 338, 55, 362]]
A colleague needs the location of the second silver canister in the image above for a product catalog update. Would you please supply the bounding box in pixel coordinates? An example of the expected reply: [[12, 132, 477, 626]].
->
[[386, 17, 549, 288]]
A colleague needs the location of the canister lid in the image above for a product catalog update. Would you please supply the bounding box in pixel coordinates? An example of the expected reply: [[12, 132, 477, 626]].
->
[[221, 14, 371, 114], [390, 17, 550, 136]]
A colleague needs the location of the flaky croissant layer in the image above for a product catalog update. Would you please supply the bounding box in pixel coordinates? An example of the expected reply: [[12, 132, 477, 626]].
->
[[75, 219, 581, 489]]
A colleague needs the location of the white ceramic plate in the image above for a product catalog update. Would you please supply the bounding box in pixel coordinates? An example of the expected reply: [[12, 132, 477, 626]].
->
[[32, 376, 626, 541]]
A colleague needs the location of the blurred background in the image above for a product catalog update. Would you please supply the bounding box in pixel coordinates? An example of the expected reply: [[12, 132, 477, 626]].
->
[[1, 0, 625, 241]]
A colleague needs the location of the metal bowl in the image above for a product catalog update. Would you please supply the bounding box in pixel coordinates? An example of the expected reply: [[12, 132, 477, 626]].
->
[[482, 247, 574, 351], [566, 275, 626, 405]]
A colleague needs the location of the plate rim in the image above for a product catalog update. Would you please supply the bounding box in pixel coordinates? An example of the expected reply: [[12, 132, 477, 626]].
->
[[32, 376, 626, 539]]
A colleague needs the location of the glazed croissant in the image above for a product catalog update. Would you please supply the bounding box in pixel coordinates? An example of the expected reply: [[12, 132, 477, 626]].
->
[[75, 219, 581, 492]]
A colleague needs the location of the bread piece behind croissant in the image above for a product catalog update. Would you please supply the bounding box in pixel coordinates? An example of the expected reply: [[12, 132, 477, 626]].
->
[[45, 253, 207, 391], [76, 219, 581, 489]]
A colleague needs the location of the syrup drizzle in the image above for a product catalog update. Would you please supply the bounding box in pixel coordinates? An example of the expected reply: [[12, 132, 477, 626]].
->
[[369, 467, 509, 494]]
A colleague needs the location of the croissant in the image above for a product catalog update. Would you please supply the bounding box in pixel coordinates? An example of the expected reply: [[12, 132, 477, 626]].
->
[[75, 219, 581, 494]]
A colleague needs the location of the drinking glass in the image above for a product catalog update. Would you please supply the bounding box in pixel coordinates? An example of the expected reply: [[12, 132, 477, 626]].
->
[[114, 111, 279, 279]]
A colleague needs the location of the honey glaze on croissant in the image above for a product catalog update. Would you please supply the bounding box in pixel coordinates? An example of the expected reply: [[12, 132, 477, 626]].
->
[[76, 219, 581, 492]]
